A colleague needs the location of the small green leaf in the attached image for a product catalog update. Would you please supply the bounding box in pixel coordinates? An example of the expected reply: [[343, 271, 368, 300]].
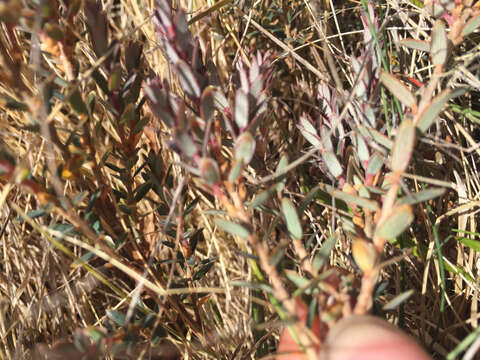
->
[[376, 204, 414, 240], [231, 281, 273, 293], [133, 117, 150, 134], [285, 271, 310, 289], [275, 155, 288, 193], [323, 151, 343, 178], [201, 86, 215, 123], [281, 198, 303, 239], [174, 131, 197, 158], [107, 310, 126, 326], [383, 290, 414, 311], [108, 65, 122, 92], [431, 20, 448, 66], [463, 14, 480, 37], [248, 186, 275, 208], [313, 234, 338, 270], [68, 89, 88, 115], [457, 237, 480, 252], [416, 90, 451, 133], [380, 71, 417, 109], [215, 219, 250, 238], [193, 261, 215, 281], [44, 23, 64, 41], [200, 158, 220, 186], [391, 119, 415, 173], [399, 39, 430, 52], [299, 115, 321, 147], [330, 190, 378, 211], [356, 134, 369, 162], [367, 154, 384, 175], [234, 132, 256, 165], [134, 182, 152, 202], [397, 188, 446, 205], [228, 160, 243, 182], [358, 126, 393, 149]]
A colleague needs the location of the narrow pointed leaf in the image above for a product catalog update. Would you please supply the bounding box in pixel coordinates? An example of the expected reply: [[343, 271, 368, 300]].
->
[[281, 198, 303, 239], [358, 126, 393, 149], [234, 90, 249, 129], [228, 160, 244, 182], [416, 90, 451, 133], [457, 237, 480, 252], [356, 134, 369, 162], [391, 119, 415, 173], [313, 234, 338, 270], [383, 289, 414, 311], [399, 39, 430, 52], [463, 14, 480, 37], [380, 71, 417, 108], [323, 152, 343, 178], [234, 132, 256, 165], [176, 60, 201, 99], [367, 154, 384, 175], [299, 115, 321, 147], [376, 204, 414, 240], [201, 86, 215, 123], [199, 158, 220, 185], [215, 219, 250, 238], [330, 190, 379, 211], [397, 187, 446, 205], [431, 20, 448, 66]]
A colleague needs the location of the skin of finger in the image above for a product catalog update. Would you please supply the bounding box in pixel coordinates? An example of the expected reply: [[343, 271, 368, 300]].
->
[[318, 315, 432, 360]]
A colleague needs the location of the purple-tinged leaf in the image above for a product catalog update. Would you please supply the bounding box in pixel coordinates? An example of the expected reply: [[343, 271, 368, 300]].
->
[[143, 79, 175, 127], [84, 0, 108, 58], [238, 64, 249, 93], [391, 119, 415, 173], [154, 0, 173, 33], [176, 60, 201, 99], [173, 131, 197, 158], [125, 41, 143, 73], [380, 71, 417, 109], [162, 40, 180, 63], [234, 90, 249, 130], [201, 86, 215, 123], [200, 158, 220, 185], [298, 115, 321, 147], [213, 89, 229, 111]]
